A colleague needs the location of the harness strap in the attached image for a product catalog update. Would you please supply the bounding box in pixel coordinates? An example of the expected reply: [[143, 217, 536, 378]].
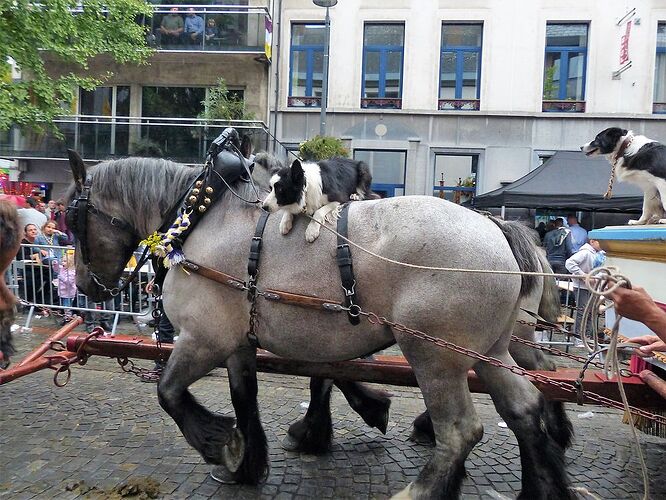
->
[[180, 259, 345, 312], [336, 203, 360, 326], [247, 211, 270, 291]]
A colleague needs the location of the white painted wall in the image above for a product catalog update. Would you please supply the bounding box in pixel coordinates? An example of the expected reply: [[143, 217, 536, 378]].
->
[[279, 0, 666, 114]]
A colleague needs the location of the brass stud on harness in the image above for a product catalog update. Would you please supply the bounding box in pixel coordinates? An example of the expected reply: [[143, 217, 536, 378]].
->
[[205, 186, 214, 194], [204, 197, 211, 205], [195, 180, 203, 188], [192, 188, 200, 196], [188, 195, 197, 204], [198, 205, 207, 213]]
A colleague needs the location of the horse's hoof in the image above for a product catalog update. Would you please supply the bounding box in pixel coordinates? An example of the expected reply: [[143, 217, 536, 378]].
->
[[408, 428, 436, 447], [210, 466, 237, 485], [281, 433, 302, 451], [222, 428, 245, 473]]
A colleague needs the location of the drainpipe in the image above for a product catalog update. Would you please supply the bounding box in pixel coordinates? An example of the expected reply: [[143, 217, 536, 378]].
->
[[271, 0, 283, 153]]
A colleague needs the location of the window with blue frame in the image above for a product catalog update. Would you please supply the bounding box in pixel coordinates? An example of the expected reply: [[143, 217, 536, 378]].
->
[[439, 23, 482, 111], [361, 23, 404, 109], [288, 23, 325, 108], [654, 23, 666, 113], [543, 23, 588, 112], [353, 149, 406, 197]]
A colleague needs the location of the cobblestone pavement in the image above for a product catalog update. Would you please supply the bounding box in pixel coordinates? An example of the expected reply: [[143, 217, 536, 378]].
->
[[1, 319, 665, 499]]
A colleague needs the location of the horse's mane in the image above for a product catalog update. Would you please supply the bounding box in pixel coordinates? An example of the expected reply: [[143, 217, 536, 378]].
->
[[67, 157, 203, 234]]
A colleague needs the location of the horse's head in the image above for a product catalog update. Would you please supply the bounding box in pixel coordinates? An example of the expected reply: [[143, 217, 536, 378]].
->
[[66, 150, 143, 302]]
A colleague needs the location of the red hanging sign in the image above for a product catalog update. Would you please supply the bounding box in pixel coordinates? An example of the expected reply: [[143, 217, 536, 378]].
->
[[619, 20, 632, 65]]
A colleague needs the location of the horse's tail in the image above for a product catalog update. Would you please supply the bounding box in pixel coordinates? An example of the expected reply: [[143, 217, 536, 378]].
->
[[489, 217, 540, 297], [535, 251, 560, 323]]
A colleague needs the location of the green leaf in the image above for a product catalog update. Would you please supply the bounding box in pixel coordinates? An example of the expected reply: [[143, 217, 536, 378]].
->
[[0, 0, 153, 132]]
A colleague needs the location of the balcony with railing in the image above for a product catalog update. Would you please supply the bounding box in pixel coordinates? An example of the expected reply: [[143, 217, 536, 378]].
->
[[0, 116, 292, 164], [140, 4, 270, 53]]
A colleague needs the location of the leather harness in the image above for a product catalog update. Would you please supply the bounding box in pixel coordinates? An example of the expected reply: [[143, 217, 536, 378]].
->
[[70, 127, 364, 348]]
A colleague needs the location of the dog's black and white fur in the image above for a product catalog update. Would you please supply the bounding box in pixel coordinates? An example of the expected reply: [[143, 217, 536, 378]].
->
[[581, 127, 666, 225], [260, 155, 374, 242]]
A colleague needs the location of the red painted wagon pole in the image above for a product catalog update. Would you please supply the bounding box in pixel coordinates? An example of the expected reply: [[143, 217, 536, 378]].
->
[[0, 317, 84, 385], [63, 333, 666, 410]]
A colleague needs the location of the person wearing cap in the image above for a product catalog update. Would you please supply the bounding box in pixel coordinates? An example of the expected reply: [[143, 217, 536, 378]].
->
[[182, 7, 204, 46], [158, 7, 184, 46]]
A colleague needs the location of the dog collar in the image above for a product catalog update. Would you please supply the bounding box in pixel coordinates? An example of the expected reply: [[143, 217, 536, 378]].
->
[[612, 134, 633, 166]]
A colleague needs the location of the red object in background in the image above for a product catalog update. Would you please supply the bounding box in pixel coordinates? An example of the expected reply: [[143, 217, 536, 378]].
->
[[0, 194, 27, 208]]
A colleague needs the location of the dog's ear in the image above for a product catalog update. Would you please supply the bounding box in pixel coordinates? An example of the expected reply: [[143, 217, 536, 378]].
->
[[291, 159, 305, 185]]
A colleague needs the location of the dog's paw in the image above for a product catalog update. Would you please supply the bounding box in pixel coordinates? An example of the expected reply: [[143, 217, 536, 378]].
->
[[658, 218, 666, 225], [627, 219, 646, 225], [279, 217, 293, 235], [305, 222, 321, 243], [349, 193, 361, 201]]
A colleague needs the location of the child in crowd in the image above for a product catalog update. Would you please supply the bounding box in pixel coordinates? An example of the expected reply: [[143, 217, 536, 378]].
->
[[58, 249, 77, 323]]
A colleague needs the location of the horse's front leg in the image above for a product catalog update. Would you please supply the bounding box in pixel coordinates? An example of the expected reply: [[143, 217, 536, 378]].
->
[[211, 347, 268, 485], [157, 331, 244, 468], [282, 377, 334, 453], [283, 378, 392, 454]]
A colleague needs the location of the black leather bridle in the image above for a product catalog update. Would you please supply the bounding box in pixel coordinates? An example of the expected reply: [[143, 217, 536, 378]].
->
[[67, 174, 150, 297]]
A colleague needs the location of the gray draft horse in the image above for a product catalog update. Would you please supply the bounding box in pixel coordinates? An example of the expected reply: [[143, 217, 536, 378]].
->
[[66, 152, 573, 499]]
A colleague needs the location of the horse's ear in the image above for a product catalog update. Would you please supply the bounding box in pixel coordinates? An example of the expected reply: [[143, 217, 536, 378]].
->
[[240, 135, 253, 159], [291, 159, 304, 184], [67, 149, 86, 190]]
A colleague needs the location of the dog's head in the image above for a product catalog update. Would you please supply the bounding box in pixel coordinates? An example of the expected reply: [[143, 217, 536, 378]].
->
[[262, 158, 306, 214], [580, 127, 629, 156]]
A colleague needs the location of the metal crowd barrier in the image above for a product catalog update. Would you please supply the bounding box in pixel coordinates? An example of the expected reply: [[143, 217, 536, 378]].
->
[[7, 244, 155, 334], [538, 274, 605, 351]]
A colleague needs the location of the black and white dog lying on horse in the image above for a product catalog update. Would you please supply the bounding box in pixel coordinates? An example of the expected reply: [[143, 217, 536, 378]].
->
[[260, 155, 375, 242], [64, 133, 574, 499]]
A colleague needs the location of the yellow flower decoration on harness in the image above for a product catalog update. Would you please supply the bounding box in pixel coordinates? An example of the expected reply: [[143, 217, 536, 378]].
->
[[139, 210, 193, 268], [140, 231, 163, 255]]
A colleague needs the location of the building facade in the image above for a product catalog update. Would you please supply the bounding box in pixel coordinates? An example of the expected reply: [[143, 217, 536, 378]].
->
[[1, 0, 274, 197], [271, 0, 666, 201]]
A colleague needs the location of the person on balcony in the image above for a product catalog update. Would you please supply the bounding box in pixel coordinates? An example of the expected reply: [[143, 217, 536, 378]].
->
[[182, 8, 204, 46], [157, 7, 183, 47], [204, 18, 219, 45]]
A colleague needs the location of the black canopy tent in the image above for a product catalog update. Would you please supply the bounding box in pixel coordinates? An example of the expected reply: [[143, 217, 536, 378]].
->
[[473, 151, 643, 213]]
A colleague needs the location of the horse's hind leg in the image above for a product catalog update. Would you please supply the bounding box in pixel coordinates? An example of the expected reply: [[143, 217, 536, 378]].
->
[[474, 354, 573, 500], [396, 348, 483, 498], [409, 329, 560, 447], [211, 347, 268, 485], [157, 334, 244, 467]]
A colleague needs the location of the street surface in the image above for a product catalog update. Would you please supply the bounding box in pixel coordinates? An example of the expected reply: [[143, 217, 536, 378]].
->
[[1, 317, 665, 499]]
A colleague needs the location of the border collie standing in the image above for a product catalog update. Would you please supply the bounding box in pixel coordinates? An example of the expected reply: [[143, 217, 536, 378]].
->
[[261, 156, 374, 242], [581, 127, 666, 225]]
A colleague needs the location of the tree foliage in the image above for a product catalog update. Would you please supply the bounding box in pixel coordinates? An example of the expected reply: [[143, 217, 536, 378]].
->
[[298, 135, 349, 161], [198, 78, 255, 121], [0, 0, 152, 132]]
